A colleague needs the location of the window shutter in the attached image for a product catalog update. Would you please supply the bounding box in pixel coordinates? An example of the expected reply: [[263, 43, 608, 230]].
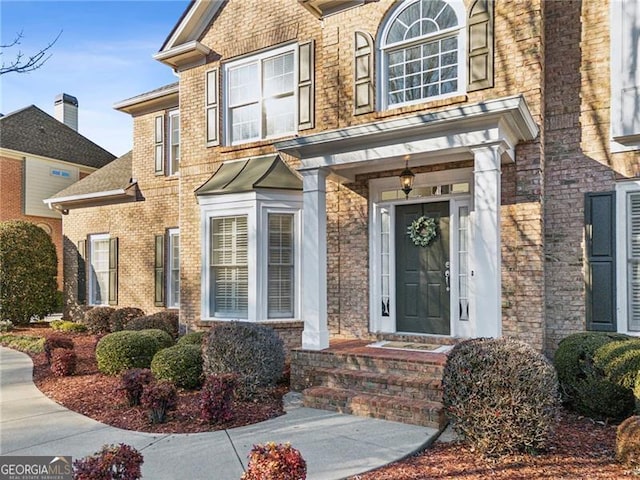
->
[[108, 237, 119, 306], [154, 115, 164, 175], [629, 194, 640, 331], [298, 40, 315, 130], [353, 31, 374, 115], [77, 239, 86, 304], [467, 0, 494, 92], [205, 68, 219, 146], [155, 234, 166, 307], [585, 192, 616, 332]]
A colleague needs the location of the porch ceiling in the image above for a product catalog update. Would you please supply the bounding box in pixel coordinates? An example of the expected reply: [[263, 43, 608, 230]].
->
[[276, 95, 538, 181]]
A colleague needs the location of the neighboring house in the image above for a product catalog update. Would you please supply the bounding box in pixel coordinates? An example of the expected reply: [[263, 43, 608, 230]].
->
[[47, 0, 639, 359], [0, 95, 116, 289]]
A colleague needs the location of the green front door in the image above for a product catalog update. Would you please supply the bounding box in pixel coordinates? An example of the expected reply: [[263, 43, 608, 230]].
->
[[395, 202, 450, 334]]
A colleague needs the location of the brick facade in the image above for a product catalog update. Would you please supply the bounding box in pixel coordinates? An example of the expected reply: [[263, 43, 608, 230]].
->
[[59, 0, 639, 355]]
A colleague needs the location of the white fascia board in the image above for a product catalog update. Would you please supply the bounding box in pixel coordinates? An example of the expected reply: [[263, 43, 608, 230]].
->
[[276, 95, 539, 164], [113, 84, 179, 112], [43, 187, 134, 209], [162, 1, 225, 52], [153, 41, 211, 70]]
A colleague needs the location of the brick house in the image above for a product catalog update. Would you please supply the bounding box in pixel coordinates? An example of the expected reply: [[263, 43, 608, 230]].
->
[[1, 95, 116, 288], [48, 0, 638, 366]]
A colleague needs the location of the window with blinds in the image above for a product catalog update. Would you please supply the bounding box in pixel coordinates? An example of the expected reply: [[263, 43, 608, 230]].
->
[[629, 193, 640, 331], [210, 216, 248, 317], [168, 229, 180, 308], [268, 214, 294, 318], [90, 235, 110, 305]]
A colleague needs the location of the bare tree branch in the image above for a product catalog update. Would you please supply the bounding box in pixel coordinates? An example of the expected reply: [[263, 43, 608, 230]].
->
[[0, 30, 62, 75]]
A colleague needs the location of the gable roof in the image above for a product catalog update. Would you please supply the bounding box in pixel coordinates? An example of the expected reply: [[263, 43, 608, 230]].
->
[[0, 105, 116, 169], [44, 152, 136, 212]]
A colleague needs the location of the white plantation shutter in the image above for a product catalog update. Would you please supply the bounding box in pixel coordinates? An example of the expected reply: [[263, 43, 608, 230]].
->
[[210, 216, 248, 317], [629, 193, 640, 331], [268, 214, 294, 318]]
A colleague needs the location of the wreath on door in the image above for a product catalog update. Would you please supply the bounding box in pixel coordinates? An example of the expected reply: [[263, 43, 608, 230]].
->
[[407, 215, 438, 247]]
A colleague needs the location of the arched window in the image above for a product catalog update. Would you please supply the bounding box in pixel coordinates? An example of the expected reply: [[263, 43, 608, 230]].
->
[[380, 0, 466, 109]]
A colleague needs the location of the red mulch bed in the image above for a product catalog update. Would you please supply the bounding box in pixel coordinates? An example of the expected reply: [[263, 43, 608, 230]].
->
[[11, 325, 285, 434], [3, 325, 635, 478]]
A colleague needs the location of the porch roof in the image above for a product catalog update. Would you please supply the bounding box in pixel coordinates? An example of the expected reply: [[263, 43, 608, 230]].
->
[[276, 95, 539, 181], [195, 154, 302, 196]]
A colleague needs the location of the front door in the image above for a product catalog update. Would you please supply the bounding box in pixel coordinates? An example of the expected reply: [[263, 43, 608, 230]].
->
[[395, 202, 450, 334]]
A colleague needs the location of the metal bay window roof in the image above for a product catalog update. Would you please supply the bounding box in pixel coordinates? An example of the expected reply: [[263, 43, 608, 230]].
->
[[195, 154, 302, 196]]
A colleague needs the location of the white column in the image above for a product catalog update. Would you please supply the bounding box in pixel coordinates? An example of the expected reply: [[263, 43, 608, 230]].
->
[[301, 168, 330, 350], [471, 146, 502, 338]]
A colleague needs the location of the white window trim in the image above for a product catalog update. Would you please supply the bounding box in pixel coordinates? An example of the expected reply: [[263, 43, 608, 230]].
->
[[369, 168, 473, 337], [609, 0, 640, 152], [167, 228, 180, 309], [168, 110, 180, 176], [223, 43, 298, 146], [88, 233, 110, 306], [199, 191, 302, 322], [377, 0, 467, 111], [616, 179, 640, 335]]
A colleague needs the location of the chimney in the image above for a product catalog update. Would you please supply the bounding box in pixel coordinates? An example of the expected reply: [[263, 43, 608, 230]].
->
[[54, 93, 78, 131]]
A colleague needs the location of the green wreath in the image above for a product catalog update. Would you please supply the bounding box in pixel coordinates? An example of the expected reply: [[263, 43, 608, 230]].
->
[[407, 215, 438, 247]]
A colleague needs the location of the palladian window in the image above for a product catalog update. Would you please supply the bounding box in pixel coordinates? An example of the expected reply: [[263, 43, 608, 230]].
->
[[380, 0, 465, 109]]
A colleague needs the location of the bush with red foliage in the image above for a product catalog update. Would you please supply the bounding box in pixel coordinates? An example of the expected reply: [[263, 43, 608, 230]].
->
[[200, 374, 237, 424], [617, 415, 640, 471], [120, 368, 154, 406], [73, 443, 143, 480], [241, 442, 306, 480], [83, 306, 115, 334], [109, 307, 144, 332], [141, 380, 177, 424], [50, 348, 77, 377], [44, 333, 74, 365]]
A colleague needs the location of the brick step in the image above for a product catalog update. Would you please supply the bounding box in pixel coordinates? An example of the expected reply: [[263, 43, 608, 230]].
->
[[338, 354, 445, 376], [303, 386, 446, 429], [315, 367, 443, 402]]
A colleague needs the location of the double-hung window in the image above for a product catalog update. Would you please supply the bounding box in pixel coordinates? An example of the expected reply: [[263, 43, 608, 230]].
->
[[225, 45, 297, 144], [89, 234, 110, 305], [380, 0, 465, 109], [268, 213, 295, 318]]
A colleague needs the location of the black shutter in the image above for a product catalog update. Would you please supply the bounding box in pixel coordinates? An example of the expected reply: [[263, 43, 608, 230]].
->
[[77, 239, 86, 304], [108, 237, 119, 306], [155, 234, 166, 307], [585, 192, 616, 331]]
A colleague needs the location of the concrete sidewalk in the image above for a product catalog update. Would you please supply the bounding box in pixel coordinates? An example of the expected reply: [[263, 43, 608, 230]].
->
[[0, 346, 438, 479]]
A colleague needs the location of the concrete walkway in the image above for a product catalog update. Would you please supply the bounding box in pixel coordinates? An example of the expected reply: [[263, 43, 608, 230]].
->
[[0, 346, 438, 480]]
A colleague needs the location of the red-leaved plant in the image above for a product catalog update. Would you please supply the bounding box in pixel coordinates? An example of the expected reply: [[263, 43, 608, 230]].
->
[[73, 443, 143, 480], [141, 380, 177, 424], [120, 368, 154, 406], [50, 348, 77, 377], [241, 442, 306, 480], [200, 373, 237, 424], [44, 333, 74, 365]]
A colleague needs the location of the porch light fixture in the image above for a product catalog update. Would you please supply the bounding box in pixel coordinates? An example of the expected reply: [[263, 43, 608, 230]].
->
[[399, 157, 415, 199]]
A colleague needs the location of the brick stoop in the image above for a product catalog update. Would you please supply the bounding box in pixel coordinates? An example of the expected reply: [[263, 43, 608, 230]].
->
[[291, 339, 451, 429]]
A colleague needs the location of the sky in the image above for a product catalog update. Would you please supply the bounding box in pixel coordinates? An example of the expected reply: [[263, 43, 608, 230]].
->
[[0, 0, 191, 157]]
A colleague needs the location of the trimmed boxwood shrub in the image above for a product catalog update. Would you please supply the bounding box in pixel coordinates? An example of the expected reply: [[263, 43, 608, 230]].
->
[[125, 311, 179, 339], [0, 220, 58, 325], [553, 332, 635, 420], [442, 337, 560, 457], [594, 339, 640, 390], [151, 344, 203, 389], [203, 322, 285, 400], [83, 306, 115, 334], [95, 331, 162, 375], [44, 333, 74, 365], [177, 331, 206, 346], [138, 329, 174, 350], [109, 307, 144, 332]]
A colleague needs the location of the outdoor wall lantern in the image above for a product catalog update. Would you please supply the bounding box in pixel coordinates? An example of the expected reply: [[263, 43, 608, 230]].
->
[[399, 157, 415, 199]]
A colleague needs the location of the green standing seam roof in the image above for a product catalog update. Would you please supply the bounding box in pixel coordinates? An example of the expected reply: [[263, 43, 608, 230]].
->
[[195, 154, 302, 196]]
